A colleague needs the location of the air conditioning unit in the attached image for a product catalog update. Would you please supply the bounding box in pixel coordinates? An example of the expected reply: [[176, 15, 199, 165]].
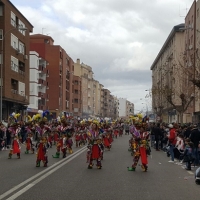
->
[[24, 55, 28, 60]]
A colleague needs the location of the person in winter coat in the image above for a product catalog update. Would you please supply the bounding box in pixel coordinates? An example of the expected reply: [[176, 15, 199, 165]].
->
[[189, 125, 200, 166], [168, 124, 177, 162]]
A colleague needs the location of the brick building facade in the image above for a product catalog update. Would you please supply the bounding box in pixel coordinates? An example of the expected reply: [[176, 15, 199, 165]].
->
[[0, 0, 33, 120], [30, 34, 74, 117]]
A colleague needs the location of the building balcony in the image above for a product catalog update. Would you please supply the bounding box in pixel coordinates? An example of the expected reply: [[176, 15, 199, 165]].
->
[[18, 69, 25, 76], [39, 65, 47, 74], [73, 93, 79, 99], [38, 92, 46, 99], [38, 79, 46, 86]]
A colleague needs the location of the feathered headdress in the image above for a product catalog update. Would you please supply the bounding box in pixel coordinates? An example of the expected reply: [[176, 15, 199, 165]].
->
[[8, 112, 21, 126]]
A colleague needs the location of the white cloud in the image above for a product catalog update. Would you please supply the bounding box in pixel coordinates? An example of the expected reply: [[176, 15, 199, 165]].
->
[[10, 0, 193, 111]]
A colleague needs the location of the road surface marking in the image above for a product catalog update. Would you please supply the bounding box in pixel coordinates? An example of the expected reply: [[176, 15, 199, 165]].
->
[[6, 147, 86, 200], [187, 171, 194, 175], [0, 147, 86, 200]]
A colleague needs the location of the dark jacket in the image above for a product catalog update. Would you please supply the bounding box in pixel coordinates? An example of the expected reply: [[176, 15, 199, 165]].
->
[[154, 127, 162, 140], [190, 128, 200, 149]]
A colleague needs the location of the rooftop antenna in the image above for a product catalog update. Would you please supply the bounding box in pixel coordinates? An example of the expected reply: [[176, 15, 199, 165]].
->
[[179, 4, 188, 18], [42, 28, 46, 34]]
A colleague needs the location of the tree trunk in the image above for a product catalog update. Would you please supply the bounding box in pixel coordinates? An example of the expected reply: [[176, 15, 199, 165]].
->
[[179, 112, 183, 124]]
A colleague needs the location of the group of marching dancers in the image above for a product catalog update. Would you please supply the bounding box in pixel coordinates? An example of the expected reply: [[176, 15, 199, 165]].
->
[[0, 110, 151, 171], [0, 115, 125, 169]]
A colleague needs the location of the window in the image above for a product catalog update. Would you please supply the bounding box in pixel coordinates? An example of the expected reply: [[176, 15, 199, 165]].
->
[[75, 90, 78, 94], [11, 56, 18, 72], [74, 80, 78, 85], [11, 11, 16, 27], [198, 8, 199, 18], [19, 41, 25, 54], [18, 81, 25, 96], [0, 29, 2, 40], [18, 19, 25, 35], [0, 5, 3, 16], [44, 39, 49, 44], [11, 34, 18, 49]]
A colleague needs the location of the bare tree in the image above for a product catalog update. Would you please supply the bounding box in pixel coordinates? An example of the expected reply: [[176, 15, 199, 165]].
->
[[152, 53, 195, 123]]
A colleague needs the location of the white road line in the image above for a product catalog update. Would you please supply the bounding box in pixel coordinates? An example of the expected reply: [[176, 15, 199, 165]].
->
[[187, 171, 194, 175], [6, 148, 87, 200], [0, 147, 86, 200]]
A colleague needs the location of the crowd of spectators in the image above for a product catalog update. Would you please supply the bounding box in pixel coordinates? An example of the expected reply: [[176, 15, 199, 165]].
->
[[150, 122, 200, 170]]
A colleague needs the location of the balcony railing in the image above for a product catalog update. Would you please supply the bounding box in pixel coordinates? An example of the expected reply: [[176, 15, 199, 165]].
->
[[38, 79, 46, 86], [19, 70, 25, 76], [11, 89, 18, 94], [39, 65, 47, 74]]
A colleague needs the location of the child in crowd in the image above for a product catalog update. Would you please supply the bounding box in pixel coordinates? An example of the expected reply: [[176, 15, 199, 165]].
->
[[183, 138, 194, 170], [174, 134, 184, 160]]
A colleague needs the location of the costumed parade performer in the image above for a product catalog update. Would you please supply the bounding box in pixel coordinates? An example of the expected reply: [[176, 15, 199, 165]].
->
[[52, 132, 67, 158], [36, 136, 48, 167], [25, 132, 35, 154], [128, 114, 150, 172], [33, 111, 50, 167], [7, 113, 21, 159], [87, 121, 103, 169]]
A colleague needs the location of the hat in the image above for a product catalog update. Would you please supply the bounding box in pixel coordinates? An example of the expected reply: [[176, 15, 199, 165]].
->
[[168, 124, 173, 128]]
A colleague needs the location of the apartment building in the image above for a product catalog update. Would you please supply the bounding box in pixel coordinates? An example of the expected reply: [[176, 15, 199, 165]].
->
[[150, 24, 193, 123], [117, 98, 134, 118], [0, 0, 33, 120], [73, 75, 82, 117], [93, 79, 101, 117], [118, 98, 127, 118], [74, 59, 94, 117], [28, 51, 47, 115], [113, 96, 119, 119], [30, 34, 74, 117], [127, 101, 134, 117], [102, 88, 110, 117], [100, 84, 104, 117], [184, 1, 196, 123], [194, 0, 200, 122]]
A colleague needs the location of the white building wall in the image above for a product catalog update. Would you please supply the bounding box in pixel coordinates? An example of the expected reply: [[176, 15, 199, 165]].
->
[[118, 98, 126, 117], [29, 51, 39, 110]]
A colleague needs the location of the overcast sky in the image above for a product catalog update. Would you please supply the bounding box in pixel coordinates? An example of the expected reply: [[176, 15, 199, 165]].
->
[[10, 0, 193, 113]]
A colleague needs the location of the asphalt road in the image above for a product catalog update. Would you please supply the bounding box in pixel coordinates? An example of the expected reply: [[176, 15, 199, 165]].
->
[[0, 135, 200, 200]]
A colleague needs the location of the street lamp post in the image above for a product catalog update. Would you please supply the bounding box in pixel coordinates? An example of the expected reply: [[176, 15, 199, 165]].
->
[[142, 103, 148, 116], [0, 25, 27, 121]]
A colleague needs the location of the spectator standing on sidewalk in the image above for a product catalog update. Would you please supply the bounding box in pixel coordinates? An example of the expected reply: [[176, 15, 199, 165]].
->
[[189, 125, 200, 166], [150, 123, 156, 147], [183, 125, 191, 139], [154, 123, 162, 151], [168, 124, 177, 162], [160, 124, 166, 150]]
